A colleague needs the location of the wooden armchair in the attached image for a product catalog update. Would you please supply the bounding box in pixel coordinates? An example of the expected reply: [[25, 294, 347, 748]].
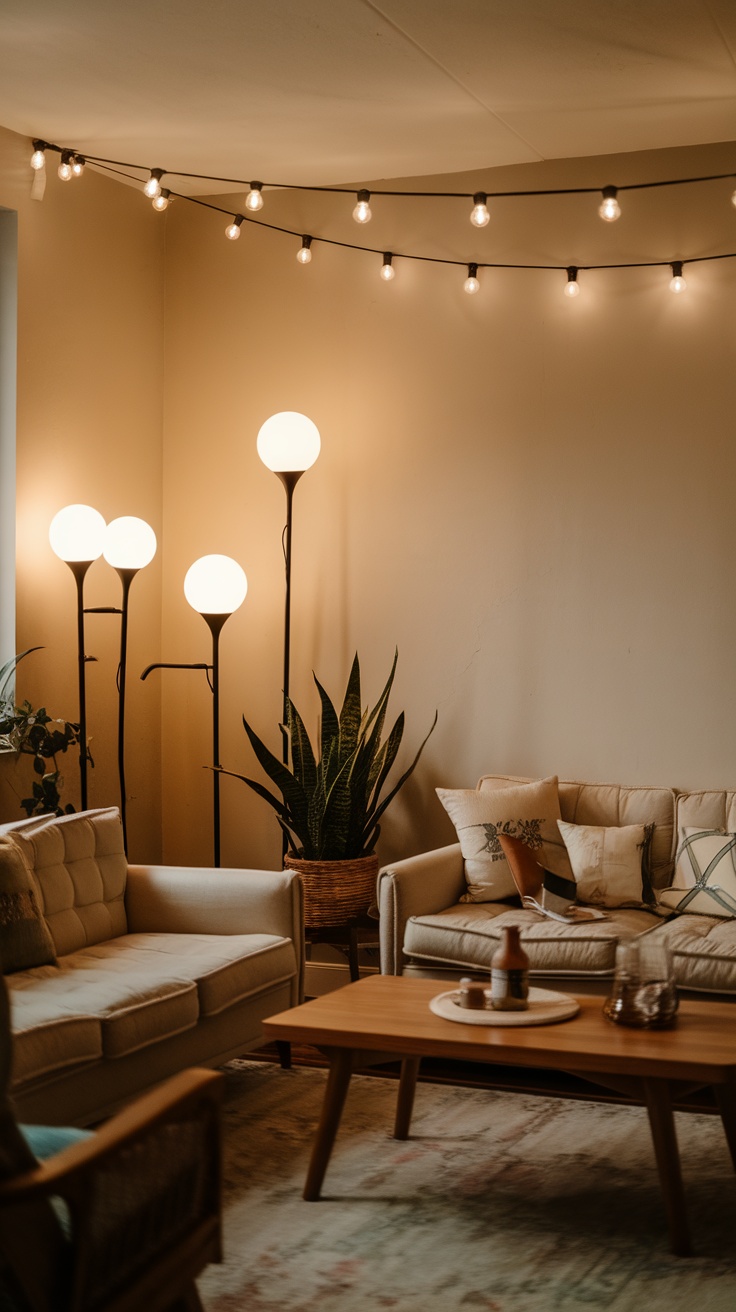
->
[[0, 974, 224, 1312]]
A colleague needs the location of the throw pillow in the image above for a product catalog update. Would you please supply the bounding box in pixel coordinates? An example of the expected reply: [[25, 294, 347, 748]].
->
[[557, 819, 655, 909], [658, 828, 736, 918], [437, 775, 572, 903], [0, 837, 57, 973]]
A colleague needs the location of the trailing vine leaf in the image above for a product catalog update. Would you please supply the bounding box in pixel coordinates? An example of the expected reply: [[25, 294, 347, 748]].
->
[[0, 651, 82, 817]]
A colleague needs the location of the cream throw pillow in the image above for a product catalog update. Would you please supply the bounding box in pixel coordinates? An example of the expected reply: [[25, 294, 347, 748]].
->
[[0, 836, 57, 973], [557, 819, 653, 909], [437, 775, 571, 903], [658, 828, 736, 918]]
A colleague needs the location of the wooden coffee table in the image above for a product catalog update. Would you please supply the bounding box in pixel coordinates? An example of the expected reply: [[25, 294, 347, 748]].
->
[[263, 974, 736, 1256]]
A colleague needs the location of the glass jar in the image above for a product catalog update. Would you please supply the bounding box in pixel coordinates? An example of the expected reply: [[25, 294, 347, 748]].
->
[[603, 939, 678, 1028]]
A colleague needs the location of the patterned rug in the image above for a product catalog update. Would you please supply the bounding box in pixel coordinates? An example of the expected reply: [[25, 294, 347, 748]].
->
[[199, 1060, 736, 1312]]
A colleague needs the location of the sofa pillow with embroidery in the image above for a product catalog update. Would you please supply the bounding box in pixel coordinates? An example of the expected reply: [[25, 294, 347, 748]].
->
[[0, 836, 57, 973], [437, 775, 571, 903]]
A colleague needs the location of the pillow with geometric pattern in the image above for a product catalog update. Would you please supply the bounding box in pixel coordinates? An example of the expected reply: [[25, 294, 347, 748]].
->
[[658, 828, 736, 918]]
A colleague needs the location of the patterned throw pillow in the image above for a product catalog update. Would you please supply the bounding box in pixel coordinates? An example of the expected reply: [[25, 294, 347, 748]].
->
[[0, 836, 57, 973], [658, 828, 736, 918], [557, 819, 656, 909], [437, 775, 572, 903]]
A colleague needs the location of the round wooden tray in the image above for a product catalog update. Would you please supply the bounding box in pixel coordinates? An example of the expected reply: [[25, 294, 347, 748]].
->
[[429, 986, 580, 1027]]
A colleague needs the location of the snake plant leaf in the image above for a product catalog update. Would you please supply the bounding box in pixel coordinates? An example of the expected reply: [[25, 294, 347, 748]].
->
[[361, 709, 438, 849], [241, 715, 310, 835], [360, 647, 398, 744], [286, 697, 317, 794], [216, 767, 312, 851], [314, 675, 339, 759], [338, 653, 362, 766]]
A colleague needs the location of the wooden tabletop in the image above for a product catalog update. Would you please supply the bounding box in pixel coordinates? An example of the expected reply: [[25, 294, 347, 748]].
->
[[263, 974, 736, 1084]]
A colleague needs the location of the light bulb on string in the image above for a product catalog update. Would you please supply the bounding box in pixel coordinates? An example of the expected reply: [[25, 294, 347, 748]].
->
[[296, 236, 312, 264], [225, 216, 244, 240], [380, 252, 395, 281], [143, 169, 164, 199], [564, 266, 580, 297], [58, 151, 73, 182], [669, 261, 686, 293], [71, 155, 85, 177], [245, 182, 263, 212], [470, 192, 490, 227], [152, 189, 171, 212], [353, 189, 372, 224], [464, 263, 480, 294], [30, 141, 46, 171], [598, 186, 621, 222]]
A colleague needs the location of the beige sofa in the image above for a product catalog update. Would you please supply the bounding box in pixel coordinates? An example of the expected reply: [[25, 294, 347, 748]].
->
[[378, 775, 736, 998], [0, 807, 303, 1125]]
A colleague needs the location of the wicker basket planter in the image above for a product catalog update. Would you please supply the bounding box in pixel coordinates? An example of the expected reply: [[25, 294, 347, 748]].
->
[[284, 854, 379, 928]]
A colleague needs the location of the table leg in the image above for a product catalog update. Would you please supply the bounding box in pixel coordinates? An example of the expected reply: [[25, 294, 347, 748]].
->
[[303, 1048, 354, 1201], [394, 1057, 421, 1140], [643, 1077, 691, 1257], [276, 1040, 292, 1070], [715, 1080, 736, 1172]]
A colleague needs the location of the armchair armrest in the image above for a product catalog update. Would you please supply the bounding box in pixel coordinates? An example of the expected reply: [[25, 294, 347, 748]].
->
[[0, 1068, 224, 1312], [378, 843, 465, 975]]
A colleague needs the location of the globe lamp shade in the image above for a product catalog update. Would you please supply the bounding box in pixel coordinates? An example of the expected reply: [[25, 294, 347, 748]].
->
[[49, 504, 106, 562], [256, 411, 320, 473], [184, 555, 248, 615], [103, 516, 157, 570]]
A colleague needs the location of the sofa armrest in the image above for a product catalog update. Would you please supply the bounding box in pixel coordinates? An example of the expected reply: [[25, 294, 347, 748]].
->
[[126, 865, 304, 953], [377, 843, 465, 975]]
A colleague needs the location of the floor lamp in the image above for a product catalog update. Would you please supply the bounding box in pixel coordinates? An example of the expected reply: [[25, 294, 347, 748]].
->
[[49, 504, 107, 811], [141, 554, 247, 867], [256, 412, 320, 766], [101, 517, 157, 852]]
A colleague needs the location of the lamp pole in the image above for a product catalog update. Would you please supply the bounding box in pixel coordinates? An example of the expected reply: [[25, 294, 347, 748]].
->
[[49, 504, 107, 811], [256, 413, 321, 769]]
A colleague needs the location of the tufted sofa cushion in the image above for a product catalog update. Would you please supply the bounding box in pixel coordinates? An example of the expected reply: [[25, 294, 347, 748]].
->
[[8, 809, 127, 956]]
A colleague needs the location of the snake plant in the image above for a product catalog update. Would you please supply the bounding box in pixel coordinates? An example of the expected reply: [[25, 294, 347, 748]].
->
[[221, 651, 436, 860]]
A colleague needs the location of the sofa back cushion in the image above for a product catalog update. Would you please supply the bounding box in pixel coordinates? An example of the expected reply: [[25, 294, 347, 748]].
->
[[9, 809, 127, 956], [477, 777, 676, 891], [676, 790, 736, 833]]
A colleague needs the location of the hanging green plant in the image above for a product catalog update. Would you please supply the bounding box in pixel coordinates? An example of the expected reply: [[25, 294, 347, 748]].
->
[[0, 650, 82, 817], [220, 650, 436, 861]]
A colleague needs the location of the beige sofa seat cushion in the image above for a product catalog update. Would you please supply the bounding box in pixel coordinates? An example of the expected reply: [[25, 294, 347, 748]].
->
[[8, 984, 102, 1085], [650, 915, 736, 994], [403, 902, 660, 977], [110, 930, 299, 1016], [9, 808, 127, 955]]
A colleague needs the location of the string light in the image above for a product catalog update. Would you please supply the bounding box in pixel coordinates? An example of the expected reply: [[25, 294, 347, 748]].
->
[[296, 235, 312, 264], [71, 154, 85, 177], [669, 261, 686, 293], [564, 266, 580, 297], [470, 192, 490, 227], [598, 186, 621, 222], [152, 188, 171, 212], [353, 189, 372, 224], [380, 252, 395, 281], [57, 150, 73, 182], [464, 263, 480, 294], [225, 215, 244, 240], [143, 169, 164, 199], [30, 141, 46, 170], [245, 182, 264, 212]]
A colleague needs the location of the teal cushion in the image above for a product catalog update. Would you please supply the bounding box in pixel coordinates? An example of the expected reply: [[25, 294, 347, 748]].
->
[[20, 1125, 92, 1160]]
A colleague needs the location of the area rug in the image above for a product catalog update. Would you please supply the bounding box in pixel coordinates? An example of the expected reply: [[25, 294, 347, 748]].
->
[[199, 1060, 736, 1312]]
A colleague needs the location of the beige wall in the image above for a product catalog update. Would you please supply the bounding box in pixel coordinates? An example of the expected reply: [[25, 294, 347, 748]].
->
[[0, 125, 164, 858], [160, 139, 736, 871], [4, 124, 736, 872]]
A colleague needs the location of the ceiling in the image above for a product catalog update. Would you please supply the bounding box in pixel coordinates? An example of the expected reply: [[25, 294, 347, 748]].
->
[[1, 0, 735, 194]]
